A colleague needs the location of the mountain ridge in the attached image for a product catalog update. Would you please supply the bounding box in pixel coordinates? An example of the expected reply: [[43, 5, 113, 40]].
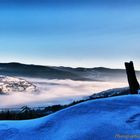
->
[[0, 62, 128, 70], [0, 62, 139, 82]]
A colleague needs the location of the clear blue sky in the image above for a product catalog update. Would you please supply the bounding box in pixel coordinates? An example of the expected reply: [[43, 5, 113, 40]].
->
[[0, 0, 140, 69]]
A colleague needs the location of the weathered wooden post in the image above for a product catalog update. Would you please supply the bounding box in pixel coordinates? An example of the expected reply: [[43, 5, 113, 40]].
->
[[125, 61, 139, 94]]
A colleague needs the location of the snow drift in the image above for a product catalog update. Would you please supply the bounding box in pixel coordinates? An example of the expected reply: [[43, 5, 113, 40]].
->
[[0, 95, 140, 140]]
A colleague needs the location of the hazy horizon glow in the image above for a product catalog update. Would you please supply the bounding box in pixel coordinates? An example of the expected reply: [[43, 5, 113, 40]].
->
[[0, 0, 140, 69]]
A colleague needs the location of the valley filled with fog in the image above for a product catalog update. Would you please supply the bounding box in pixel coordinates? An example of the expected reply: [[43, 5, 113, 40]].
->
[[0, 77, 127, 108], [0, 63, 135, 108]]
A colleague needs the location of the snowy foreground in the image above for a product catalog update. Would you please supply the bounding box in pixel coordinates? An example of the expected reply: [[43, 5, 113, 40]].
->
[[0, 95, 140, 140]]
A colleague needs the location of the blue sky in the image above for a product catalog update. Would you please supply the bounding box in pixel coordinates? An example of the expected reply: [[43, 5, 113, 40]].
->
[[0, 0, 140, 69]]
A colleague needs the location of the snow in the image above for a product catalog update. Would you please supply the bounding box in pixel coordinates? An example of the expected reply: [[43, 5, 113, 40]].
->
[[0, 95, 140, 140], [0, 76, 36, 94], [138, 90, 140, 94]]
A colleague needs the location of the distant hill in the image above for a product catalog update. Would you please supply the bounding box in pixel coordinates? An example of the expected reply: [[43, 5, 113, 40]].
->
[[0, 62, 140, 82]]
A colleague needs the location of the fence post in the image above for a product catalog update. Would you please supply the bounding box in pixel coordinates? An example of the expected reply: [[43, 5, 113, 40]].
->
[[125, 61, 139, 94]]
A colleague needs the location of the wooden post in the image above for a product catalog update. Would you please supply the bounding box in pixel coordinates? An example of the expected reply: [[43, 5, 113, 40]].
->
[[125, 61, 139, 94]]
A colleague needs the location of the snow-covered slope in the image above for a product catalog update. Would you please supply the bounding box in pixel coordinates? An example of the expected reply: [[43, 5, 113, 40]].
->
[[0, 76, 36, 94], [0, 95, 140, 140]]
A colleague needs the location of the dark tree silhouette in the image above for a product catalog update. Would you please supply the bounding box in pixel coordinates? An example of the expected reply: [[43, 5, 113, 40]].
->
[[125, 61, 139, 94]]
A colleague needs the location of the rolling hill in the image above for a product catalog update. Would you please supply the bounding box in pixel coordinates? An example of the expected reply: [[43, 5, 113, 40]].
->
[[0, 95, 140, 140], [0, 62, 139, 82]]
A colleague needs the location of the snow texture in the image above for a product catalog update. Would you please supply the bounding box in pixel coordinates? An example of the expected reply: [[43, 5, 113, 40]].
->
[[0, 95, 140, 140], [0, 76, 36, 94]]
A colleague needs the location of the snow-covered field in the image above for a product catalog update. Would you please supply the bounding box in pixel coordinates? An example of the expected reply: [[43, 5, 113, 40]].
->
[[0, 76, 127, 108], [0, 95, 140, 140]]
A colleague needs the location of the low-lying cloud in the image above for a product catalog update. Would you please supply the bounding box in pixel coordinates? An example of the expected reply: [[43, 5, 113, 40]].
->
[[0, 78, 127, 108]]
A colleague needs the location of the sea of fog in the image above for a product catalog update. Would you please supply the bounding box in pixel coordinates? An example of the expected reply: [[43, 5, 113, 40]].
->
[[0, 77, 127, 108]]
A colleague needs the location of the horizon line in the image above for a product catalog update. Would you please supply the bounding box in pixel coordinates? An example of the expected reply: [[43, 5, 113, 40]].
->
[[0, 61, 133, 70]]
